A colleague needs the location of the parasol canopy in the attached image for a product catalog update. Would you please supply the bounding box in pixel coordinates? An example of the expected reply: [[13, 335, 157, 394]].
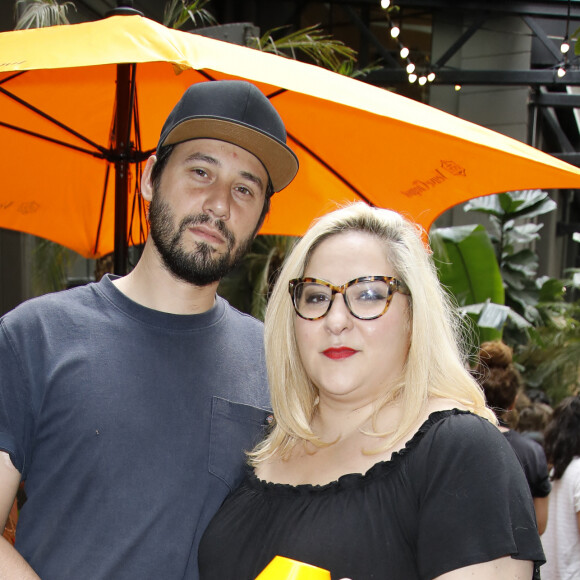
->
[[1, 14, 580, 271]]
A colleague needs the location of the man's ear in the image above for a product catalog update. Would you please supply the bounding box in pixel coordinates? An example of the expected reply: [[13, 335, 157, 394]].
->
[[141, 155, 158, 203]]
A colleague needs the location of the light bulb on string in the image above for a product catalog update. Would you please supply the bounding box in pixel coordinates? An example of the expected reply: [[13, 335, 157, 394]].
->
[[427, 72, 436, 82], [380, 0, 391, 8], [400, 46, 409, 59], [557, 66, 567, 78], [562, 0, 572, 56], [406, 62, 415, 74], [408, 73, 417, 83], [418, 75, 427, 85], [390, 25, 400, 38], [454, 85, 462, 91]]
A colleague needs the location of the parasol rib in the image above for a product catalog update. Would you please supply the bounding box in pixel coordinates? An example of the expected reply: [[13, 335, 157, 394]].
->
[[286, 132, 375, 206], [0, 85, 109, 156], [0, 121, 106, 158]]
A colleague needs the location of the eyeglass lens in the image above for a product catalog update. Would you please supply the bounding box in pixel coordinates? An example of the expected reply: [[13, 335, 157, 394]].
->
[[294, 280, 392, 320]]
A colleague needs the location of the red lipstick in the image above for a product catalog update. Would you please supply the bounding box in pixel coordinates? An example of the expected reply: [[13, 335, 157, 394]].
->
[[322, 347, 358, 360]]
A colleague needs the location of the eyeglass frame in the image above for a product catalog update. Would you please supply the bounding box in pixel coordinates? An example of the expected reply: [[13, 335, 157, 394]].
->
[[288, 275, 410, 321]]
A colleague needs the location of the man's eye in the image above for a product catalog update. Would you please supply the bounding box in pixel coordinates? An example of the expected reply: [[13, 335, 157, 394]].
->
[[235, 185, 253, 196]]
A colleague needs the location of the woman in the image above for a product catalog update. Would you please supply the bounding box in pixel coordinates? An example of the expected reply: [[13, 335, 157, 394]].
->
[[475, 340, 551, 534], [540, 395, 580, 580], [198, 203, 544, 579]]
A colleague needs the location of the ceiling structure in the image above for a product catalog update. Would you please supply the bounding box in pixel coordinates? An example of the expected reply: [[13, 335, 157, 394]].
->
[[23, 1, 580, 85], [65, 4, 580, 85]]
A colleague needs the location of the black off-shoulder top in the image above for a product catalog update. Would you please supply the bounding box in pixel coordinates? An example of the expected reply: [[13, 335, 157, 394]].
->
[[199, 410, 544, 580]]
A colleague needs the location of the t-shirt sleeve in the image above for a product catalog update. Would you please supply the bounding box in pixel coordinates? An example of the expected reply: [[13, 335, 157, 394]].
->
[[409, 412, 545, 580], [0, 317, 34, 475]]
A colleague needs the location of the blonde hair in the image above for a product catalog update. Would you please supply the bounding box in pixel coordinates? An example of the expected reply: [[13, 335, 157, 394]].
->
[[250, 203, 496, 464]]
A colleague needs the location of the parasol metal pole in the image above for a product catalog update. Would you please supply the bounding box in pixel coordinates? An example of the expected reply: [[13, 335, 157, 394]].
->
[[107, 0, 143, 276], [113, 62, 131, 275]]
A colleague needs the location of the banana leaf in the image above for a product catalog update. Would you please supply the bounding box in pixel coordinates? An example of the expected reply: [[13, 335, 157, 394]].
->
[[431, 224, 505, 342]]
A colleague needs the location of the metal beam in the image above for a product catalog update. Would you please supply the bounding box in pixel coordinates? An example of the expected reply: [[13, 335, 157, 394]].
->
[[540, 106, 576, 152], [342, 5, 400, 68], [523, 15, 565, 62], [552, 152, 580, 165], [299, 1, 580, 20], [433, 12, 489, 68], [531, 92, 580, 108]]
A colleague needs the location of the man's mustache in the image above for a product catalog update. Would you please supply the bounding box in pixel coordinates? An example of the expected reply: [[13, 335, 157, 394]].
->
[[178, 214, 236, 249]]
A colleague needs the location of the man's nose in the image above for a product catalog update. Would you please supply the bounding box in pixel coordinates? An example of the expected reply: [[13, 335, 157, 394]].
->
[[202, 181, 230, 221]]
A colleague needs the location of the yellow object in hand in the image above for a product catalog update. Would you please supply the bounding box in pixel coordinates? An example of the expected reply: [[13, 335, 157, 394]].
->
[[255, 556, 331, 579]]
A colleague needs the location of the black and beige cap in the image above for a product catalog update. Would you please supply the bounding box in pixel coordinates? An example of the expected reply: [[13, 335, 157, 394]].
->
[[157, 81, 299, 193]]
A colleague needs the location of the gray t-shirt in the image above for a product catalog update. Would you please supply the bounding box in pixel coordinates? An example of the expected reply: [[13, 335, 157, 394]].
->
[[0, 275, 270, 579]]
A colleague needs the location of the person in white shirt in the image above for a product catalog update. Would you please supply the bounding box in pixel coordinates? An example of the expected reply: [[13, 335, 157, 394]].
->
[[541, 395, 580, 580]]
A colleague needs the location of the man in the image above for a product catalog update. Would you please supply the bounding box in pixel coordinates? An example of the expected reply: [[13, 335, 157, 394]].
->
[[0, 80, 298, 579]]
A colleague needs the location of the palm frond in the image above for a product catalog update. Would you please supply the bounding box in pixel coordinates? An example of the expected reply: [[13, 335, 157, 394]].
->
[[31, 238, 72, 296], [163, 0, 217, 30], [218, 235, 297, 321], [249, 24, 357, 72], [334, 59, 384, 79], [15, 0, 74, 30]]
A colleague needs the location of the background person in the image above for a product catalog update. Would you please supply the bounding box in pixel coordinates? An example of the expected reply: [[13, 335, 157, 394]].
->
[[0, 80, 298, 580], [541, 395, 580, 580], [198, 203, 544, 580], [475, 340, 551, 534], [517, 398, 553, 447]]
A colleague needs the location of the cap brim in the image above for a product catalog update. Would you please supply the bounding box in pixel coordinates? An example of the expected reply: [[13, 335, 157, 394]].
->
[[160, 118, 299, 192]]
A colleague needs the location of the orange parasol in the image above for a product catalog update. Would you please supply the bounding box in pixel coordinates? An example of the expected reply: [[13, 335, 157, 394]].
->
[[1, 14, 580, 271]]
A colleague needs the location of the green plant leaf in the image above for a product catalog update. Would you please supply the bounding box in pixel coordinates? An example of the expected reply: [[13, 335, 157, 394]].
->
[[539, 278, 566, 302], [498, 192, 526, 214], [465, 190, 556, 222], [503, 249, 539, 277], [463, 195, 504, 218], [501, 190, 557, 220], [504, 222, 543, 245], [249, 24, 357, 72], [163, 0, 217, 30], [431, 224, 505, 308]]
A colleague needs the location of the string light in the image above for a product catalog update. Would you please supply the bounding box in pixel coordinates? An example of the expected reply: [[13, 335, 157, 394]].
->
[[384, 6, 436, 89], [455, 85, 462, 91], [557, 66, 567, 78], [562, 0, 572, 55]]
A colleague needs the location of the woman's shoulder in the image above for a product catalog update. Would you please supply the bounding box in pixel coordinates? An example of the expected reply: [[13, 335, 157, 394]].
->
[[404, 407, 521, 488], [419, 405, 502, 448], [565, 455, 580, 477]]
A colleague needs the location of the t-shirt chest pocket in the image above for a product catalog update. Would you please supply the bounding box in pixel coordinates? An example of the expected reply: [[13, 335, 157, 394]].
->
[[208, 396, 270, 490]]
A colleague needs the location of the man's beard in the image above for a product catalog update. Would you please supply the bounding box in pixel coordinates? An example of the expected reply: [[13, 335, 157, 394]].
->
[[148, 193, 254, 287]]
